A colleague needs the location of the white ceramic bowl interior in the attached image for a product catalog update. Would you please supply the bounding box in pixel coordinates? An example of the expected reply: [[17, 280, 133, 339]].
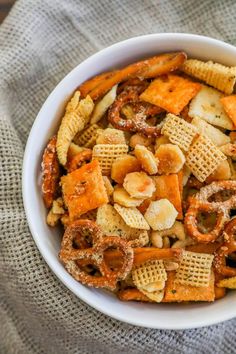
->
[[23, 33, 236, 329]]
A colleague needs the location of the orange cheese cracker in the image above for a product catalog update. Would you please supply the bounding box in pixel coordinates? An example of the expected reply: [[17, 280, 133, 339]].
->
[[163, 271, 215, 302], [140, 74, 201, 115], [221, 95, 236, 127], [153, 174, 183, 219], [61, 160, 108, 220]]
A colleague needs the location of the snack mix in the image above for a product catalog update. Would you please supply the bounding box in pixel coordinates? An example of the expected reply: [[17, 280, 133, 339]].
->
[[41, 52, 236, 303]]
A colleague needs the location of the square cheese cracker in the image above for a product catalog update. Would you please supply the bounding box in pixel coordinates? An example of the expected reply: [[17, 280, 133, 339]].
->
[[140, 75, 201, 115], [61, 160, 108, 220]]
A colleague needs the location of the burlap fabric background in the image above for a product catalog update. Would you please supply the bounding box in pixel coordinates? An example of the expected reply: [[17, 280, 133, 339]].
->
[[1, 0, 236, 353]]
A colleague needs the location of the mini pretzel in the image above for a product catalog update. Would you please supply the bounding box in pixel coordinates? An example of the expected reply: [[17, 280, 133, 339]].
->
[[65, 219, 103, 249], [117, 77, 149, 94], [66, 149, 92, 172], [108, 86, 162, 137], [119, 80, 163, 116], [185, 181, 236, 243], [89, 52, 186, 100], [214, 218, 236, 277], [104, 247, 182, 268], [79, 71, 115, 98], [41, 135, 60, 209], [132, 101, 163, 116], [133, 247, 182, 265], [59, 220, 134, 290]]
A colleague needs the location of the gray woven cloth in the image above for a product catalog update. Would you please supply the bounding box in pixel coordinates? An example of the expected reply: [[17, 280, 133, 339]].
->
[[1, 0, 236, 353]]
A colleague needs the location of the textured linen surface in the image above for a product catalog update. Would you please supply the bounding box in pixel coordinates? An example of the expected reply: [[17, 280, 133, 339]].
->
[[1, 0, 236, 353]]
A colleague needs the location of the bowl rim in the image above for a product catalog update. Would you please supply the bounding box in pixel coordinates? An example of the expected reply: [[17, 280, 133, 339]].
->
[[22, 33, 236, 330]]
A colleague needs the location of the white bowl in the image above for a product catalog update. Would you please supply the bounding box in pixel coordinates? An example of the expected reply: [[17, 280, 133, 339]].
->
[[22, 33, 236, 329]]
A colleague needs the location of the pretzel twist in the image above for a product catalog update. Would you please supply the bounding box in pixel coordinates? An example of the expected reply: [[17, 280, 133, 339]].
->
[[59, 220, 134, 290], [185, 181, 236, 243], [108, 86, 162, 137], [214, 217, 236, 277], [41, 136, 60, 208]]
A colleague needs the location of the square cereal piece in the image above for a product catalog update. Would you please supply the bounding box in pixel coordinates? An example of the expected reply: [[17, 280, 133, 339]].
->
[[92, 144, 128, 175], [61, 160, 108, 220], [114, 203, 150, 230], [186, 135, 226, 182], [96, 204, 149, 245], [220, 95, 236, 127], [96, 203, 133, 237], [74, 124, 100, 146], [189, 85, 234, 130], [153, 174, 183, 219], [132, 260, 167, 288], [140, 75, 201, 115], [163, 270, 215, 302], [84, 135, 97, 148], [175, 251, 214, 287], [161, 113, 198, 152]]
